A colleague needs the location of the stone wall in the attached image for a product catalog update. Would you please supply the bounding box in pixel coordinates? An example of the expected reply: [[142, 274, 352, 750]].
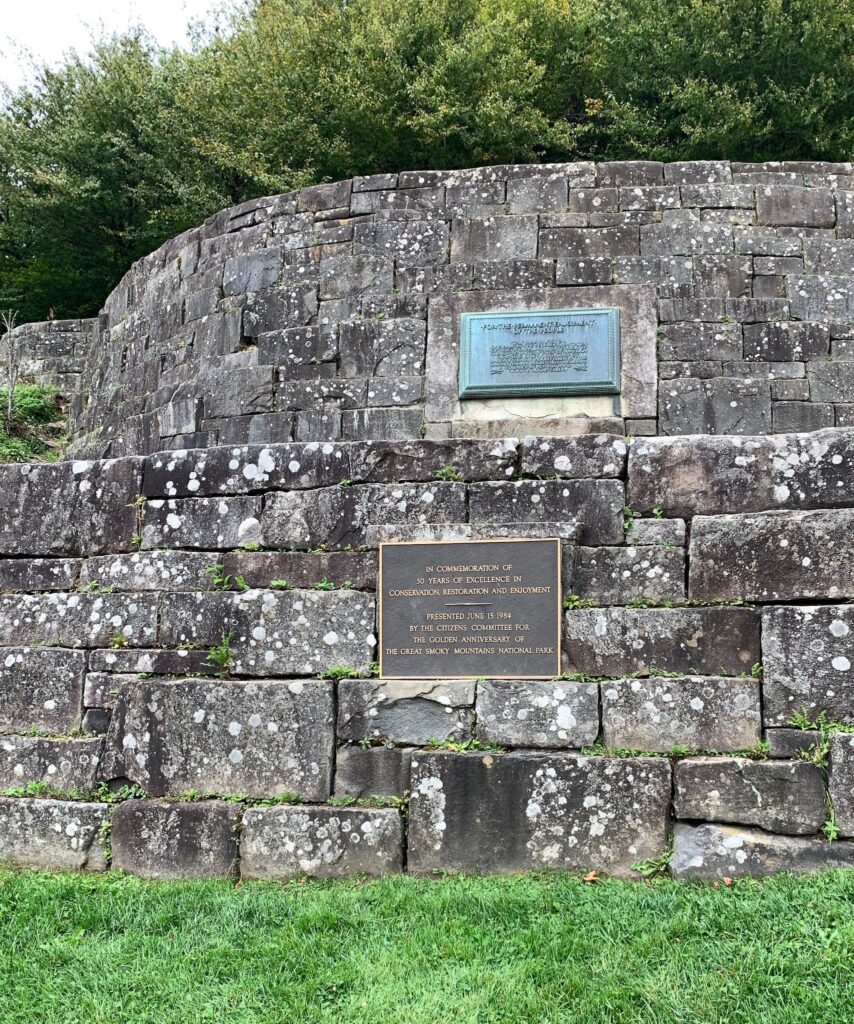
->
[[16, 159, 850, 457], [2, 428, 854, 879], [1, 319, 94, 399]]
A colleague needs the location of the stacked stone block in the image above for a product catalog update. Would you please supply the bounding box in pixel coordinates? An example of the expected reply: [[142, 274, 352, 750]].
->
[[0, 427, 852, 880]]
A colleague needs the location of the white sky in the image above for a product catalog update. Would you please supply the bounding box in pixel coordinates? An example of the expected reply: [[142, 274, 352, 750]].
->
[[0, 0, 226, 89]]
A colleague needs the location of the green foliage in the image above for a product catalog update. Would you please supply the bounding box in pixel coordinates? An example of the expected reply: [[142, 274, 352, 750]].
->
[[269, 579, 292, 590], [6, 870, 854, 1022], [0, 384, 67, 463], [631, 842, 673, 878], [423, 737, 504, 752], [319, 664, 365, 680], [314, 576, 336, 591], [206, 633, 233, 677], [563, 595, 596, 610], [110, 631, 129, 650], [436, 464, 464, 482], [3, 780, 146, 803], [2, 0, 853, 319]]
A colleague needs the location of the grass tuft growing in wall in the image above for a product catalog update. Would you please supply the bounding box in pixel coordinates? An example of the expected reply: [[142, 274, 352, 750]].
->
[[0, 384, 67, 463]]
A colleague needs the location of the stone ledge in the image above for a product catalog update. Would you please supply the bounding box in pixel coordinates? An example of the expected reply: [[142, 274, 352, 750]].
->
[[0, 798, 108, 871]]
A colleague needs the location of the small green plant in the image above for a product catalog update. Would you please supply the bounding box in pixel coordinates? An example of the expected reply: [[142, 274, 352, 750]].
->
[[622, 506, 637, 533], [270, 579, 293, 590], [314, 576, 335, 591], [131, 533, 142, 550], [750, 662, 763, 679], [631, 842, 673, 878], [320, 664, 363, 680], [436, 465, 464, 482], [97, 819, 112, 861], [205, 563, 232, 591], [790, 711, 854, 843], [731, 740, 770, 760], [563, 595, 596, 610], [207, 633, 233, 677], [111, 631, 129, 650], [651, 506, 664, 519], [81, 581, 115, 594], [424, 737, 504, 753], [242, 541, 262, 551]]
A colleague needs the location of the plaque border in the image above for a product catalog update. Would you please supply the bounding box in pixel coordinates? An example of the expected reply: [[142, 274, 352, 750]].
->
[[378, 537, 562, 680], [458, 306, 621, 400]]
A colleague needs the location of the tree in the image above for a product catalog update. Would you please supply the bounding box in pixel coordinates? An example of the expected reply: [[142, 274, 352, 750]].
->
[[1, 308, 20, 431]]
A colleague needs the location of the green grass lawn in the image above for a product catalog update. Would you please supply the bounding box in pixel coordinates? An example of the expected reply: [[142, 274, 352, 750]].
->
[[1, 871, 853, 1023]]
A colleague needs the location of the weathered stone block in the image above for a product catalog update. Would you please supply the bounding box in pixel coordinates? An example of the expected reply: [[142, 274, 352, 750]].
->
[[158, 589, 375, 677], [573, 546, 685, 605], [338, 317, 426, 376], [659, 378, 771, 435], [0, 737, 102, 790], [141, 496, 262, 550], [468, 480, 624, 545], [743, 321, 829, 361], [475, 680, 599, 748], [0, 648, 85, 733], [262, 483, 466, 550], [354, 220, 449, 266], [565, 607, 760, 677], [0, 798, 108, 871], [766, 728, 820, 759], [0, 593, 157, 649], [101, 677, 334, 799], [763, 605, 854, 725], [337, 679, 474, 745], [519, 435, 627, 479], [690, 509, 854, 602], [539, 225, 639, 258], [627, 428, 854, 517], [807, 361, 854, 403], [241, 805, 403, 878], [0, 559, 80, 593], [756, 185, 835, 227], [81, 551, 216, 592], [641, 221, 733, 256], [0, 458, 143, 556], [670, 822, 854, 879], [773, 402, 834, 433], [657, 323, 743, 362], [223, 249, 282, 295], [625, 518, 686, 547], [674, 757, 825, 834], [408, 751, 671, 876], [334, 746, 413, 798], [602, 677, 760, 752], [111, 800, 241, 879], [222, 549, 376, 591], [830, 733, 854, 837], [450, 216, 538, 262], [350, 438, 517, 484]]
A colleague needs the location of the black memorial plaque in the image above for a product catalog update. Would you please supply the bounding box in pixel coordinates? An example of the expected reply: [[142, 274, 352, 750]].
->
[[379, 538, 561, 679]]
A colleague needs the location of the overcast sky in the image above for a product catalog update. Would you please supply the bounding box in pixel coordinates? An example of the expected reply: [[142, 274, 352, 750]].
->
[[1, 0, 225, 89]]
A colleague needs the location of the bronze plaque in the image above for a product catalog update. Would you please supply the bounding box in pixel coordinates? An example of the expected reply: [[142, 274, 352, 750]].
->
[[379, 538, 561, 679]]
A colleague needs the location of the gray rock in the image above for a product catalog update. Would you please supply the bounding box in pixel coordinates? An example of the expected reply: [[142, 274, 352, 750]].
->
[[670, 822, 854, 879], [0, 558, 80, 592], [690, 509, 854, 602], [0, 648, 85, 733], [657, 322, 743, 362], [221, 550, 376, 591], [111, 800, 241, 879], [539, 225, 639, 258], [81, 551, 216, 591], [158, 589, 375, 677], [450, 216, 538, 262], [262, 482, 466, 549], [101, 677, 334, 799], [807, 361, 854, 403], [468, 480, 624, 545], [772, 402, 834, 433], [565, 607, 760, 677], [766, 728, 820, 759], [674, 757, 825, 834], [334, 746, 413, 798], [350, 437, 517, 483], [742, 321, 829, 360], [408, 751, 671, 877], [602, 677, 761, 752], [141, 496, 262, 550], [223, 249, 282, 295], [241, 805, 404, 878], [337, 679, 475, 745], [0, 737, 103, 790], [84, 673, 140, 710], [519, 435, 627, 479], [82, 709, 111, 735], [0, 458, 143, 556], [88, 649, 213, 677], [756, 185, 835, 227], [659, 378, 771, 435], [763, 605, 854, 725], [475, 680, 599, 748], [572, 545, 685, 605], [830, 733, 854, 836], [0, 798, 108, 871], [625, 519, 686, 546], [627, 428, 854, 517], [0, 593, 158, 648]]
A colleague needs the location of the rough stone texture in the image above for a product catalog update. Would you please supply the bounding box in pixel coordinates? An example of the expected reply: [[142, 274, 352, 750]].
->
[[111, 800, 242, 879], [0, 593, 158, 648], [241, 805, 404, 878], [690, 509, 854, 602], [337, 679, 475, 745], [674, 757, 825, 834], [221, 550, 377, 591], [628, 428, 854, 517], [80, 551, 216, 592], [767, 728, 820, 759], [158, 589, 375, 677], [101, 678, 334, 799], [830, 733, 854, 837], [475, 680, 599, 748], [0, 459, 142, 555], [0, 798, 109, 871], [142, 496, 262, 550], [659, 378, 772, 435], [572, 545, 685, 605], [602, 677, 761, 752], [763, 605, 854, 725], [518, 435, 627, 479], [0, 737, 102, 790], [334, 746, 414, 798], [0, 558, 80, 592], [565, 607, 760, 677], [0, 648, 85, 733], [670, 823, 854, 879], [408, 751, 671, 876]]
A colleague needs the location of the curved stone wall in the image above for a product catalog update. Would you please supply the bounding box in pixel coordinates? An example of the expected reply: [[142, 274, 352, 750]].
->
[[42, 158, 854, 457]]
